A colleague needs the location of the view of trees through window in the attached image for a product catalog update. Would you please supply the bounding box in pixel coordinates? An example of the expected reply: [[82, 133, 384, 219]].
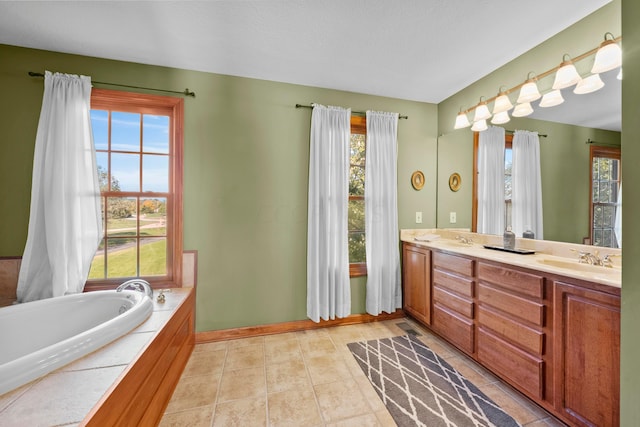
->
[[591, 150, 621, 248], [89, 109, 170, 279], [349, 132, 366, 265]]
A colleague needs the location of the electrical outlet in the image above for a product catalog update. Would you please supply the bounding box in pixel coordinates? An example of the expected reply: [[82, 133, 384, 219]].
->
[[415, 211, 423, 224], [450, 212, 457, 223]]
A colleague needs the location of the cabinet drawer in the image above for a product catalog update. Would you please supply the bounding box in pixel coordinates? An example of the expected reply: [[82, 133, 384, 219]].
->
[[478, 306, 544, 355], [478, 283, 544, 326], [433, 287, 473, 318], [477, 328, 544, 399], [478, 263, 543, 298], [433, 304, 474, 354], [433, 252, 474, 277], [433, 269, 473, 297]]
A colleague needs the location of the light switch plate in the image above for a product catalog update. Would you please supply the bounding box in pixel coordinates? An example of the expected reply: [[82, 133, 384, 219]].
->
[[450, 212, 457, 223], [415, 211, 423, 224]]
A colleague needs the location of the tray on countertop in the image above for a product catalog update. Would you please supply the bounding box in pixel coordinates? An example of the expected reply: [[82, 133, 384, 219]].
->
[[483, 245, 536, 255]]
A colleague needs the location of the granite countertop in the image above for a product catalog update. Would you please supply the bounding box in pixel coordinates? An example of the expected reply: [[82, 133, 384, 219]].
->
[[402, 229, 621, 289]]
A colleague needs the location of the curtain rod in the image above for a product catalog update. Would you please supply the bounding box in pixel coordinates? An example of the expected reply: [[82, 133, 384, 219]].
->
[[586, 138, 619, 146], [28, 72, 196, 97], [295, 103, 408, 120], [506, 129, 548, 138]]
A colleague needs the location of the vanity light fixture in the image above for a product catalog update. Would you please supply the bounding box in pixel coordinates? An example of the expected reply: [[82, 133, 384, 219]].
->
[[574, 73, 605, 94], [516, 73, 542, 103], [471, 119, 488, 132], [512, 102, 534, 117], [491, 111, 510, 125], [473, 97, 492, 121], [454, 110, 471, 129], [592, 32, 622, 74], [552, 54, 582, 90], [492, 87, 513, 114], [539, 90, 564, 108]]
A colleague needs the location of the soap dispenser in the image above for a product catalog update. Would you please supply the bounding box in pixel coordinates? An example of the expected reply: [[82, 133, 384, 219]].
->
[[523, 226, 535, 239], [503, 226, 516, 250]]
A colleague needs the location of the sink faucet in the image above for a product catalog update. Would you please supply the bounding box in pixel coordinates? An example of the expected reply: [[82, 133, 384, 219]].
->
[[572, 249, 618, 268], [456, 235, 473, 245]]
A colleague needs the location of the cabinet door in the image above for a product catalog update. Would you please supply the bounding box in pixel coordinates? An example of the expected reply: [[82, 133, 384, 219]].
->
[[402, 245, 431, 325], [554, 281, 620, 427]]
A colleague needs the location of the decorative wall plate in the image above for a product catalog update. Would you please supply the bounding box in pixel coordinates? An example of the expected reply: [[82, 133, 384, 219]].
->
[[449, 173, 461, 192], [411, 171, 425, 190]]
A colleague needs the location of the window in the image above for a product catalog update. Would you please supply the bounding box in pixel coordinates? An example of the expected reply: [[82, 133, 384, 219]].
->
[[87, 89, 184, 289], [472, 133, 513, 231], [349, 116, 367, 277], [590, 146, 621, 247]]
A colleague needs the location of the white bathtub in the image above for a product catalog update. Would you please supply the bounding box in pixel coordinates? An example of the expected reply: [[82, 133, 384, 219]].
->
[[0, 289, 153, 395]]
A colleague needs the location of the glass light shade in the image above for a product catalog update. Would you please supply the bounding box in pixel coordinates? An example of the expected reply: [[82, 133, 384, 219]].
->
[[512, 102, 534, 117], [491, 111, 510, 125], [574, 74, 605, 94], [591, 40, 622, 74], [471, 119, 488, 132], [552, 61, 581, 89], [454, 112, 471, 129], [473, 103, 491, 121], [539, 90, 565, 108], [516, 81, 541, 103], [492, 93, 513, 114]]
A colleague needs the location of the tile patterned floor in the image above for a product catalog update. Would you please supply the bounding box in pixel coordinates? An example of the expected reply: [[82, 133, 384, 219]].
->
[[160, 318, 567, 427]]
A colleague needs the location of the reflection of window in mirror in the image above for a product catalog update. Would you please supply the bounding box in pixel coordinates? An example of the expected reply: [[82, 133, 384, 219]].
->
[[472, 133, 513, 231], [349, 115, 367, 276], [590, 146, 621, 248]]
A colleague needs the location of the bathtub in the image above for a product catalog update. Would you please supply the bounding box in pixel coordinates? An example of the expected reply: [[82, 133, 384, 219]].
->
[[0, 289, 153, 395]]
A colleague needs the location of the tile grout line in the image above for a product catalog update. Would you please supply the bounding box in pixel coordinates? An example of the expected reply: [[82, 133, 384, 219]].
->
[[208, 342, 228, 427]]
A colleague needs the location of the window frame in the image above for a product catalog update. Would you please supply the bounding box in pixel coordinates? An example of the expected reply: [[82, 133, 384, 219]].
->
[[589, 145, 621, 247], [472, 131, 513, 232], [86, 89, 184, 291], [349, 115, 367, 277]]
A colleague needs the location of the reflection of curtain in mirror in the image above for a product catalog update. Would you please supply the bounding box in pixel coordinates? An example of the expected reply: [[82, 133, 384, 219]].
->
[[512, 130, 543, 239], [614, 182, 622, 247], [477, 126, 505, 235]]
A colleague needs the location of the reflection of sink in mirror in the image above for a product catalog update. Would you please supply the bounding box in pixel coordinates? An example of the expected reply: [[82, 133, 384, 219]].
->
[[537, 259, 620, 274]]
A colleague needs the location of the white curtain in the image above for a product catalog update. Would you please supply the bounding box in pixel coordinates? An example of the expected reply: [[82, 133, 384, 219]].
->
[[614, 182, 622, 248], [512, 130, 544, 239], [17, 71, 102, 302], [307, 104, 351, 322], [477, 126, 505, 235], [365, 110, 401, 315]]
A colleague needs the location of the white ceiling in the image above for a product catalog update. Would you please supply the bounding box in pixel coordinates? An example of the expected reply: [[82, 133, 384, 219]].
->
[[0, 0, 619, 130]]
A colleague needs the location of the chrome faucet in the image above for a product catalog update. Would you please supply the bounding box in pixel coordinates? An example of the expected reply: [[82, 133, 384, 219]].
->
[[572, 249, 618, 268], [116, 279, 154, 298]]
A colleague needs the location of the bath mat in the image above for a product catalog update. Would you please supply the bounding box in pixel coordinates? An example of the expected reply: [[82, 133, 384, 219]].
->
[[347, 335, 521, 427]]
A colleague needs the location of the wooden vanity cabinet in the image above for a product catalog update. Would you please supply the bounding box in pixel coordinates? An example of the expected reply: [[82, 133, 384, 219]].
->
[[432, 252, 475, 355], [476, 263, 551, 402], [402, 243, 431, 325], [553, 280, 620, 427]]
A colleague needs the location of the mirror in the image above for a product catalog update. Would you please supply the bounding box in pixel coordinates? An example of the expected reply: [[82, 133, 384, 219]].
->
[[436, 2, 621, 246]]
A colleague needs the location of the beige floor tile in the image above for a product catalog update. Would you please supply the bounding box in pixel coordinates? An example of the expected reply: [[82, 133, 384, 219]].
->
[[165, 373, 219, 413], [267, 388, 323, 427], [227, 336, 265, 349], [159, 405, 214, 427], [375, 409, 397, 427], [266, 359, 311, 393], [264, 331, 299, 343], [314, 379, 372, 422], [325, 412, 381, 427], [193, 341, 228, 352], [354, 375, 386, 412], [306, 354, 353, 385], [265, 339, 303, 365], [225, 344, 264, 370], [299, 335, 338, 358], [217, 367, 265, 402], [212, 396, 266, 427], [182, 349, 226, 378]]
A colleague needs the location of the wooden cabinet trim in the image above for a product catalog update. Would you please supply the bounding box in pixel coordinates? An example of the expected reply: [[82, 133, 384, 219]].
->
[[433, 251, 474, 277], [433, 286, 474, 318], [433, 268, 474, 297], [478, 283, 545, 326], [478, 262, 544, 299], [478, 306, 544, 355], [433, 303, 474, 354]]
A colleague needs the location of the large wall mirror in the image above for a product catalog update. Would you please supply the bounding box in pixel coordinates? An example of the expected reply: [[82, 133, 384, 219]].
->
[[436, 0, 621, 246]]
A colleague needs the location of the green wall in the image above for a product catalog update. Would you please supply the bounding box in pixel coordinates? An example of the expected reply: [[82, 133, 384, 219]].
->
[[620, 0, 640, 423], [0, 44, 437, 331], [436, 0, 621, 244]]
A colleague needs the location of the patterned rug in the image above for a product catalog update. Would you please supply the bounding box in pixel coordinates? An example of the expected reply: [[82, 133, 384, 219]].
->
[[347, 335, 521, 427]]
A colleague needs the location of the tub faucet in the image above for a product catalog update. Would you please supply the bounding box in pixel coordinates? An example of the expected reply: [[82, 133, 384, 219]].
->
[[116, 279, 154, 298]]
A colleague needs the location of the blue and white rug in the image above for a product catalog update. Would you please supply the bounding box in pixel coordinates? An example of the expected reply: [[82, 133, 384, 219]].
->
[[347, 335, 521, 427]]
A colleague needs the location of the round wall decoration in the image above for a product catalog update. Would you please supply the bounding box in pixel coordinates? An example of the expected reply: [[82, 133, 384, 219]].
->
[[449, 173, 462, 192], [411, 171, 425, 190]]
